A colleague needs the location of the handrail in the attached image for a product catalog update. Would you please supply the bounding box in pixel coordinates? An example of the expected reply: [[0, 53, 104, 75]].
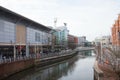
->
[[0, 49, 75, 64]]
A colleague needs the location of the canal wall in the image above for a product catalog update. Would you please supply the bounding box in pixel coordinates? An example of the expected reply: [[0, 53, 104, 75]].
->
[[0, 51, 77, 80], [0, 58, 34, 80], [93, 61, 104, 80], [35, 52, 77, 67]]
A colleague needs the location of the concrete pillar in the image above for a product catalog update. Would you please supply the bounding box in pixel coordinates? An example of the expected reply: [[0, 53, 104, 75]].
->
[[35, 45, 36, 54], [14, 44, 16, 59], [41, 45, 43, 53], [26, 43, 29, 57]]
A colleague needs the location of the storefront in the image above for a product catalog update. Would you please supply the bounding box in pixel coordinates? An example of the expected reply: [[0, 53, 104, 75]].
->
[[0, 46, 14, 59]]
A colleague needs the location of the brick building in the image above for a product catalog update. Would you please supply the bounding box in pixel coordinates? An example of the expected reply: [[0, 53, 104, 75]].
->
[[74, 36, 78, 45], [111, 14, 120, 46], [68, 34, 78, 49]]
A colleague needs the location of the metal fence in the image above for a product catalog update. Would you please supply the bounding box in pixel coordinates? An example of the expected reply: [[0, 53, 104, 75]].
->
[[0, 49, 74, 64]]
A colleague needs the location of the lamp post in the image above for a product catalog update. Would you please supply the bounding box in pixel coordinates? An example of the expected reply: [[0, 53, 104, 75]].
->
[[100, 41, 103, 63]]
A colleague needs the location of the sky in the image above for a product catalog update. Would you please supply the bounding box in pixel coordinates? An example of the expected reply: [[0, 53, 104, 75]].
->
[[0, 0, 120, 41]]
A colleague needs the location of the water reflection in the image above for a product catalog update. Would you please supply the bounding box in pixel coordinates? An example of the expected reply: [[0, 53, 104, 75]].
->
[[79, 50, 95, 56], [5, 55, 79, 80], [5, 50, 95, 80]]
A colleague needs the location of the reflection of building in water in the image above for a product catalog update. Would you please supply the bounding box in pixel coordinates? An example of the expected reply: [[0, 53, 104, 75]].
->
[[6, 56, 79, 80], [33, 57, 78, 80], [80, 50, 93, 56]]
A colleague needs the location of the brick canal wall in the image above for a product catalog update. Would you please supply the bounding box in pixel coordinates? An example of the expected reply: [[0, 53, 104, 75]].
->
[[35, 53, 77, 67], [0, 59, 34, 80], [0, 52, 77, 80], [93, 61, 104, 80]]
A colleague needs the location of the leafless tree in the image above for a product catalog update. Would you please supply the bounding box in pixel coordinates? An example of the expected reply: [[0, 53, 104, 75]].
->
[[106, 47, 120, 80]]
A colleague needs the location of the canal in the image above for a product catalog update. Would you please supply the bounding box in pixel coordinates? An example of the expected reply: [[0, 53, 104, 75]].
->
[[4, 50, 95, 80]]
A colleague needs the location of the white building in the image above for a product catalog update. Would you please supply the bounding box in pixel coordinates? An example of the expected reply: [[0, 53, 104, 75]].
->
[[94, 36, 112, 47]]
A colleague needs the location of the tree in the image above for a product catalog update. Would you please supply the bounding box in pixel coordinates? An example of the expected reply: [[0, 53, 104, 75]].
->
[[105, 47, 120, 80]]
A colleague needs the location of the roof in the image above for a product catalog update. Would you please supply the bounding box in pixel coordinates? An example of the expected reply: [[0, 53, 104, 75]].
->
[[0, 6, 52, 31], [55, 26, 67, 31]]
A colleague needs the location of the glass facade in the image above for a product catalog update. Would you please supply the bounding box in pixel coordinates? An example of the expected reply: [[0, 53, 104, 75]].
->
[[27, 27, 52, 45], [0, 19, 15, 43], [54, 26, 68, 45]]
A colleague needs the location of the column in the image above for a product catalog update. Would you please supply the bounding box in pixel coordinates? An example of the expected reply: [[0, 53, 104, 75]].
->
[[14, 43, 16, 59], [26, 43, 29, 57]]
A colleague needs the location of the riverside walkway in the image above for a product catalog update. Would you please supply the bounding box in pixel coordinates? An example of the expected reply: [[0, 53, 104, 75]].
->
[[0, 49, 75, 64], [94, 46, 119, 80], [94, 60, 118, 80]]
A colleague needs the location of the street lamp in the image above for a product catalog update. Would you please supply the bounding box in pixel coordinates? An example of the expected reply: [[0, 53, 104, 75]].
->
[[100, 41, 103, 63]]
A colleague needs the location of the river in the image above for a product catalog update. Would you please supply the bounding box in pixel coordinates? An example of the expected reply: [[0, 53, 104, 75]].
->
[[4, 50, 95, 80]]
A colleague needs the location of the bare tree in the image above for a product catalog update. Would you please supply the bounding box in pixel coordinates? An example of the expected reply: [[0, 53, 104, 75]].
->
[[106, 47, 120, 80]]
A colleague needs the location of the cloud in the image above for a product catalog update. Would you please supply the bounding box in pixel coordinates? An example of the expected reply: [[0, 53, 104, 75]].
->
[[0, 0, 120, 41]]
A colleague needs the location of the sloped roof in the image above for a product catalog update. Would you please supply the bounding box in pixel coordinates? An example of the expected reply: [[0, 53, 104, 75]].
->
[[0, 6, 52, 31]]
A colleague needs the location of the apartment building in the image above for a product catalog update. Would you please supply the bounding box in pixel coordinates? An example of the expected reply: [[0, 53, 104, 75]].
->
[[111, 14, 120, 46], [54, 26, 69, 49]]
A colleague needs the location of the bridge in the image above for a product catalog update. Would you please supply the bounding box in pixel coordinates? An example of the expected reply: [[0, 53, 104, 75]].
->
[[75, 47, 95, 52]]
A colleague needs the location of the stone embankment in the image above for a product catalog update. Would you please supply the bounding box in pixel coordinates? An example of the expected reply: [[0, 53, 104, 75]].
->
[[0, 50, 77, 80], [94, 60, 118, 80]]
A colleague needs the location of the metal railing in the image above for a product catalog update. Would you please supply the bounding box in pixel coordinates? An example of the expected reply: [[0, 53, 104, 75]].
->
[[0, 55, 35, 64], [0, 49, 74, 64]]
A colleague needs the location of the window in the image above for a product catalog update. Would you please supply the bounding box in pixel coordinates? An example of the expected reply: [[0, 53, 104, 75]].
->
[[35, 32, 41, 42], [35, 32, 37, 42], [0, 20, 4, 31], [0, 20, 15, 43]]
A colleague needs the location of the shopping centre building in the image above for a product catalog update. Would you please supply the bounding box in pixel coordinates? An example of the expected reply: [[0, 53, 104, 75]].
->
[[0, 6, 52, 59]]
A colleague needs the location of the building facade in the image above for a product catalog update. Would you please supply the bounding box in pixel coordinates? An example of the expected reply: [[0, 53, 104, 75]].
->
[[68, 35, 75, 49], [111, 14, 120, 47], [54, 26, 69, 49], [68, 35, 78, 49], [74, 36, 78, 47], [101, 36, 112, 47], [94, 36, 112, 47], [0, 6, 52, 59], [78, 36, 86, 47]]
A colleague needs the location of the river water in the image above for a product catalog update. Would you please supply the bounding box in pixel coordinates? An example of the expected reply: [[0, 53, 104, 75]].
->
[[5, 50, 95, 80]]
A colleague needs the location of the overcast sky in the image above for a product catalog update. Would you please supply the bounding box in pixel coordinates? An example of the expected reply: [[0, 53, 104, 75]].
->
[[0, 0, 120, 41]]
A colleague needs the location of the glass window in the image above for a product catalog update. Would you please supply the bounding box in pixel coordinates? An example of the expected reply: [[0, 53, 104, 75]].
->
[[0, 20, 15, 43]]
